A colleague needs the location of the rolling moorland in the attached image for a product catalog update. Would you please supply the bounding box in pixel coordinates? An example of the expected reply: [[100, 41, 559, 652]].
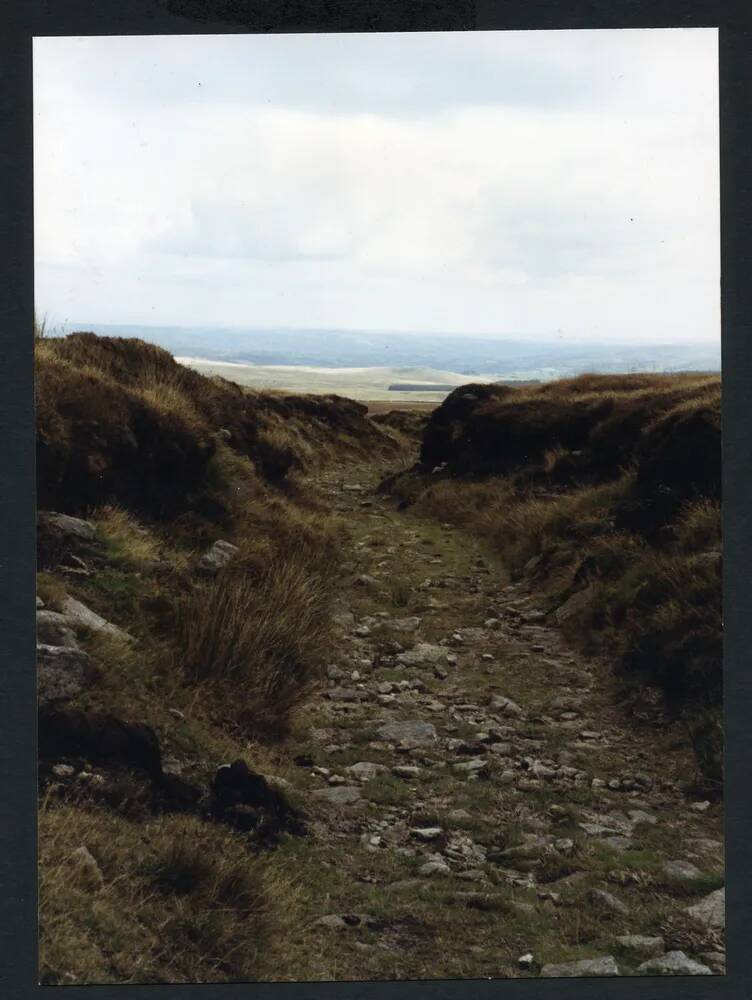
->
[[36, 333, 723, 984]]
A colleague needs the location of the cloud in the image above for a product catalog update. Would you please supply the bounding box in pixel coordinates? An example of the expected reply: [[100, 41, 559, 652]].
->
[[33, 29, 719, 343]]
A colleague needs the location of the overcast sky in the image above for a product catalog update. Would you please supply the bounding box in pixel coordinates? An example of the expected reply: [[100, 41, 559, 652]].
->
[[34, 29, 719, 343]]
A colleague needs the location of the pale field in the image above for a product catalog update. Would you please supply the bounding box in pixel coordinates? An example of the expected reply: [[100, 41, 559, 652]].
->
[[176, 357, 499, 402]]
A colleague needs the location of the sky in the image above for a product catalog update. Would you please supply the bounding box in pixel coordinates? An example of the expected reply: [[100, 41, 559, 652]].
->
[[34, 29, 719, 344]]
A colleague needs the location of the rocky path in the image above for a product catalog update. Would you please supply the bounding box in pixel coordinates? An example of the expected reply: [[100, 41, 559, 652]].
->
[[274, 462, 725, 981]]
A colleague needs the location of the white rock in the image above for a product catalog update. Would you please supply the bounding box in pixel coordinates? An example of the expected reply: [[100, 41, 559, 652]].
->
[[686, 887, 725, 930], [61, 597, 133, 643], [377, 720, 437, 747], [540, 956, 620, 977], [664, 859, 702, 881], [38, 511, 96, 541], [419, 861, 450, 876], [396, 643, 449, 668], [70, 845, 103, 887], [615, 935, 665, 960], [637, 951, 712, 976], [345, 761, 389, 782], [411, 827, 443, 842], [36, 610, 78, 648], [197, 539, 239, 575], [490, 695, 523, 717], [311, 786, 362, 806]]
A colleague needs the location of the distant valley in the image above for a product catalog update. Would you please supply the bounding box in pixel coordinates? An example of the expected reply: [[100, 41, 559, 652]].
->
[[79, 324, 722, 390]]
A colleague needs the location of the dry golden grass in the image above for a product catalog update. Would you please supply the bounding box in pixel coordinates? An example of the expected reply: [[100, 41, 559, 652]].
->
[[92, 506, 165, 568], [39, 798, 301, 985], [175, 559, 333, 738]]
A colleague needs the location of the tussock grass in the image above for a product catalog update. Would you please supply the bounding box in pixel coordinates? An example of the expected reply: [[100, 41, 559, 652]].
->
[[175, 560, 333, 738], [39, 800, 300, 985], [93, 506, 165, 569]]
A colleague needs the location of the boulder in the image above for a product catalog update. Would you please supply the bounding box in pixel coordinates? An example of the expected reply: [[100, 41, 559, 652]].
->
[[312, 785, 362, 806], [70, 845, 104, 889], [376, 720, 438, 748], [686, 887, 725, 930], [396, 643, 449, 668], [37, 644, 92, 706], [587, 888, 629, 916], [540, 956, 620, 977], [36, 610, 79, 648], [554, 589, 592, 625], [60, 597, 133, 643], [614, 935, 665, 960], [490, 695, 523, 717], [197, 539, 239, 576], [345, 761, 389, 781], [637, 951, 712, 976], [325, 687, 366, 703], [38, 511, 96, 542], [664, 859, 702, 881], [384, 616, 421, 632]]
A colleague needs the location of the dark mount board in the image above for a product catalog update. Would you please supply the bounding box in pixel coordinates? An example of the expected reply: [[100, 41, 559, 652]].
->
[[1, 3, 750, 1000]]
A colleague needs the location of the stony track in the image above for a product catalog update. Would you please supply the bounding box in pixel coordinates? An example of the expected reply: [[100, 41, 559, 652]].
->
[[273, 462, 725, 981]]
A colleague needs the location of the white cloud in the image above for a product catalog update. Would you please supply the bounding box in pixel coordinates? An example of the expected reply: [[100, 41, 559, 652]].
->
[[34, 29, 719, 343]]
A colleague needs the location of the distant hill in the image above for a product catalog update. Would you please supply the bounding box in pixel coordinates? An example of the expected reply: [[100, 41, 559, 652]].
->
[[73, 324, 722, 380]]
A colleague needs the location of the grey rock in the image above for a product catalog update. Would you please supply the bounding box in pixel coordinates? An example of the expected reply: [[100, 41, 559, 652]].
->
[[686, 887, 725, 930], [60, 597, 133, 643], [377, 720, 437, 747], [51, 763, 75, 778], [70, 845, 104, 887], [197, 539, 239, 575], [540, 956, 620, 977], [395, 643, 448, 668], [37, 644, 92, 706], [36, 596, 44, 609], [453, 757, 488, 774], [588, 888, 629, 915], [627, 809, 657, 826], [615, 935, 665, 960], [637, 951, 712, 976], [392, 765, 421, 779], [317, 914, 347, 930], [411, 827, 443, 842], [38, 511, 96, 542], [36, 610, 78, 648], [554, 838, 575, 855], [664, 859, 702, 881], [554, 589, 591, 625], [604, 836, 633, 852], [312, 785, 362, 806], [690, 800, 711, 813], [490, 695, 523, 717], [345, 761, 389, 781], [325, 687, 366, 702], [419, 860, 450, 876], [385, 616, 421, 632]]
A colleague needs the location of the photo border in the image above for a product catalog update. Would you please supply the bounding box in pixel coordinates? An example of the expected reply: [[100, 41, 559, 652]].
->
[[1, 1, 749, 997]]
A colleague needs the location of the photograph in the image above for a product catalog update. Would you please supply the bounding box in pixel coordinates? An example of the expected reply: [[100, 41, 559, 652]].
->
[[33, 28, 723, 984]]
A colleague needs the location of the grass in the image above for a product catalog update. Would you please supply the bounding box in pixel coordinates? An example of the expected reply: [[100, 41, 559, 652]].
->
[[39, 799, 300, 985], [388, 373, 722, 786], [175, 559, 333, 739]]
